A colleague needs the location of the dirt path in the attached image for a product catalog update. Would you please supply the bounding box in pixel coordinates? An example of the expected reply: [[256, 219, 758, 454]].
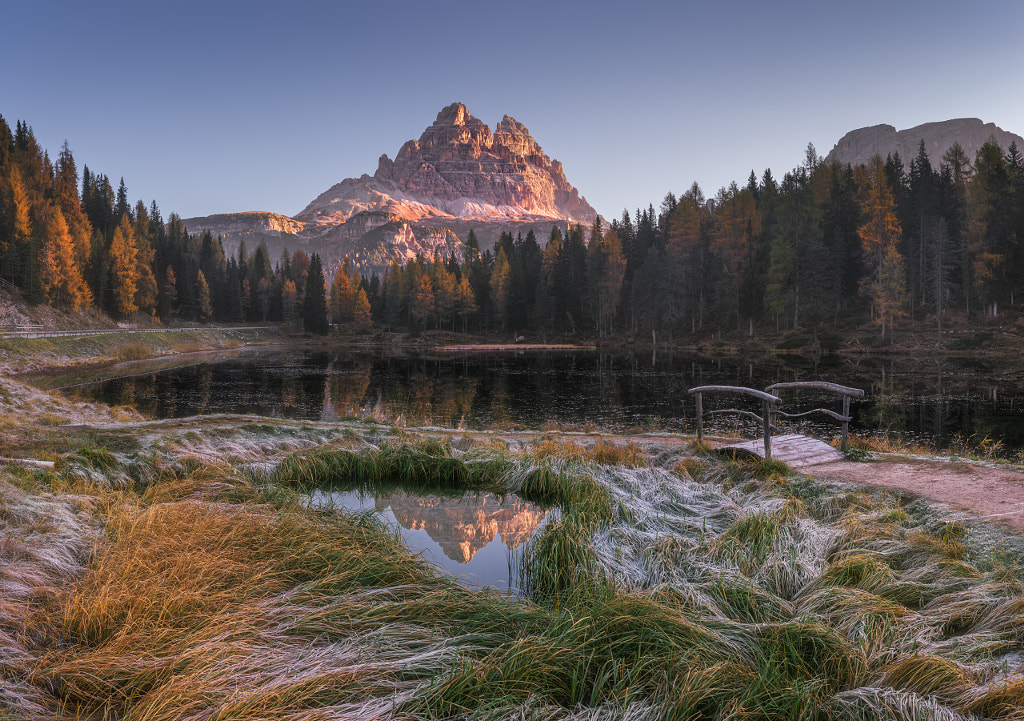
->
[[806, 456, 1024, 531]]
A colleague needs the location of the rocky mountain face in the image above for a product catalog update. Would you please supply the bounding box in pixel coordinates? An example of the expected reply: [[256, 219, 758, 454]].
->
[[184, 103, 597, 276], [826, 118, 1024, 169]]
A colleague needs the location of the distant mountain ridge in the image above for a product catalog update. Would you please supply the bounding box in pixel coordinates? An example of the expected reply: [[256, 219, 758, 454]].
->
[[185, 103, 598, 275], [826, 118, 1024, 168]]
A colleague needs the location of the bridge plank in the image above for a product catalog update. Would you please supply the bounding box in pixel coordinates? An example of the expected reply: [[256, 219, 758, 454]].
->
[[716, 434, 843, 468]]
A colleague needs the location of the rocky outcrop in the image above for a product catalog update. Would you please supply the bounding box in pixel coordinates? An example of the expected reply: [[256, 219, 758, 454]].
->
[[185, 102, 597, 274], [826, 118, 1024, 169]]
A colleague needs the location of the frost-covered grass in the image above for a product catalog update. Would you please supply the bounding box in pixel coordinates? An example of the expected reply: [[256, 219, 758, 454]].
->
[[6, 428, 1024, 719]]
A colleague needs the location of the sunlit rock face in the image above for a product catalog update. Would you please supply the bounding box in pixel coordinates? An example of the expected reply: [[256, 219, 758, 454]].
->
[[298, 102, 597, 226], [826, 118, 1024, 169], [184, 102, 597, 275], [380, 492, 550, 563]]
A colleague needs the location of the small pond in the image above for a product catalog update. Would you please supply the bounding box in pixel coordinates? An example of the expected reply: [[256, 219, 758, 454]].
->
[[305, 488, 554, 593]]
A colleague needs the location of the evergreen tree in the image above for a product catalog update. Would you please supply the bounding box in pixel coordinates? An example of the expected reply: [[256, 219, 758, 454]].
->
[[302, 253, 328, 335]]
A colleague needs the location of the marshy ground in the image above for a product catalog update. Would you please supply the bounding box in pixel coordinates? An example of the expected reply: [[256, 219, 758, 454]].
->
[[5, 333, 1024, 719]]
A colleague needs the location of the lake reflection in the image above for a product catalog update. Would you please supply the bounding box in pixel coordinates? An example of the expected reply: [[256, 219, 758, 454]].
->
[[51, 348, 1024, 453], [306, 489, 552, 591]]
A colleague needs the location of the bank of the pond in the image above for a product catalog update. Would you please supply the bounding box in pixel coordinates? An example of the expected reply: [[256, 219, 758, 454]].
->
[[6, 424, 1024, 719], [0, 326, 272, 375]]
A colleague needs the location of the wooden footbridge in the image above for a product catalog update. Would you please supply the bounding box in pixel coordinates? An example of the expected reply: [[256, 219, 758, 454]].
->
[[687, 382, 865, 469]]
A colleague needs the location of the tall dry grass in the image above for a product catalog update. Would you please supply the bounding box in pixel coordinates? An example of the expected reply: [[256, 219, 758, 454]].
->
[[8, 429, 1024, 720], [29, 483, 470, 719]]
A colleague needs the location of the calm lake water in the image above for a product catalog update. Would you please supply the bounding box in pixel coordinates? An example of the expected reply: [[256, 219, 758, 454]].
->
[[43, 347, 1024, 454]]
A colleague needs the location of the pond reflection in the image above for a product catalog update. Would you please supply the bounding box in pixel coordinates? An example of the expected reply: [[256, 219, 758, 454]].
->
[[306, 489, 552, 591], [46, 347, 1024, 454]]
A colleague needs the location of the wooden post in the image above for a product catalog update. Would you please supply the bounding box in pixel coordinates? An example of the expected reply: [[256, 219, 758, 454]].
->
[[695, 392, 703, 444], [761, 399, 772, 461], [841, 394, 851, 452]]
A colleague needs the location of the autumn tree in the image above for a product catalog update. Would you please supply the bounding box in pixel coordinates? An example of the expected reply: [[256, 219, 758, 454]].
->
[[454, 275, 477, 333], [857, 155, 907, 338], [353, 286, 372, 331], [411, 271, 434, 331], [39, 206, 91, 310], [107, 214, 140, 318], [196, 270, 213, 321], [874, 243, 908, 341], [331, 255, 358, 323], [490, 246, 511, 330], [281, 277, 299, 327]]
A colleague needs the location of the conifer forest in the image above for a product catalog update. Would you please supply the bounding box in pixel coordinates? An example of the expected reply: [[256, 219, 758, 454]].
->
[[3, 113, 1023, 343]]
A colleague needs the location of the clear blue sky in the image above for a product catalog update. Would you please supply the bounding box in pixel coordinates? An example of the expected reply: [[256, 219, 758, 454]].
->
[[4, 0, 1022, 222]]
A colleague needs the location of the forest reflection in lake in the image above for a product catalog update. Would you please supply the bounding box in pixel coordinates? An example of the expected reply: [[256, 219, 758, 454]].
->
[[53, 347, 1024, 454]]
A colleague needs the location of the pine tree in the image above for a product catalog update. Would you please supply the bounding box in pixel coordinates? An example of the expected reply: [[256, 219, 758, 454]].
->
[[302, 253, 328, 335]]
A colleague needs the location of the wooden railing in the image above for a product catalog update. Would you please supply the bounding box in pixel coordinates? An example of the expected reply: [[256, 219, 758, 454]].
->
[[764, 381, 865, 452], [688, 386, 782, 460], [688, 381, 865, 459]]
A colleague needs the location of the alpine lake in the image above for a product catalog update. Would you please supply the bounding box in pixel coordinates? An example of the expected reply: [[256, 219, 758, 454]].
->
[[29, 344, 1024, 592]]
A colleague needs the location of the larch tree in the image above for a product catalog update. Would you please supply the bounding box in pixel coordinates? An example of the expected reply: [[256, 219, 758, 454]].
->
[[353, 286, 372, 332], [411, 272, 435, 331], [455, 275, 477, 334], [857, 155, 907, 339], [331, 255, 357, 323], [39, 205, 91, 310], [6, 166, 31, 282], [196, 270, 213, 321], [281, 277, 298, 327], [54, 142, 92, 270], [874, 242, 908, 342], [490, 246, 511, 331], [107, 214, 140, 318]]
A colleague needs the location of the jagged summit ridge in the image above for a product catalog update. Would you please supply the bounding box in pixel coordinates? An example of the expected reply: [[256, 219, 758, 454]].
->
[[298, 102, 597, 226], [826, 118, 1024, 168], [184, 103, 597, 275]]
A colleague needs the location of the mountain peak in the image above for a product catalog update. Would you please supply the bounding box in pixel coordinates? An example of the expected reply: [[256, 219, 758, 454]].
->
[[298, 103, 596, 226], [826, 118, 1023, 168], [186, 104, 597, 276], [434, 101, 473, 126]]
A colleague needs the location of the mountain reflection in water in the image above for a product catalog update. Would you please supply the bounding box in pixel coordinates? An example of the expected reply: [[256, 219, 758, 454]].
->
[[308, 489, 552, 591]]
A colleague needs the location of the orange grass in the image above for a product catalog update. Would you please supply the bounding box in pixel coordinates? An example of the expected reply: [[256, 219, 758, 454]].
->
[[29, 493, 452, 718]]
